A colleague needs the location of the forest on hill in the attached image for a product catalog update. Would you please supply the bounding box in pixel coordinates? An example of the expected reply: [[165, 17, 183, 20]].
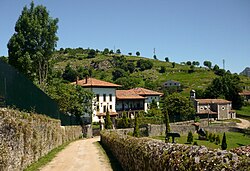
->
[[52, 47, 250, 97]]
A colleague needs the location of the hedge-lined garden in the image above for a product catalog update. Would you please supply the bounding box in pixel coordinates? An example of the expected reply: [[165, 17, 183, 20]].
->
[[100, 130, 250, 171]]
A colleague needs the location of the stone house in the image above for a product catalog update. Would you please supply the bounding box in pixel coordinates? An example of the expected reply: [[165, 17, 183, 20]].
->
[[194, 99, 236, 120], [162, 80, 181, 88], [239, 90, 250, 102], [190, 90, 236, 120]]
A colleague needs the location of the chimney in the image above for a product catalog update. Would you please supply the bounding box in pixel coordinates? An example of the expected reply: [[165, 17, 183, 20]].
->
[[85, 76, 88, 84], [76, 76, 79, 85]]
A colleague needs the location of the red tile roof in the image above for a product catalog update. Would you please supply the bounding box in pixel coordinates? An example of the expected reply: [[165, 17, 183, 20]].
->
[[116, 90, 146, 100], [71, 77, 121, 87], [239, 90, 250, 96], [130, 88, 163, 96], [195, 99, 231, 104]]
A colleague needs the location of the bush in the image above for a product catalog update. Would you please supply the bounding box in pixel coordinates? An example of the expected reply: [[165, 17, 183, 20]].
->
[[221, 132, 227, 150], [193, 141, 198, 145], [215, 135, 220, 145], [187, 131, 193, 144]]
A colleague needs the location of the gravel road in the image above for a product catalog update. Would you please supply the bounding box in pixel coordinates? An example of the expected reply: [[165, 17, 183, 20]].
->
[[40, 136, 113, 171]]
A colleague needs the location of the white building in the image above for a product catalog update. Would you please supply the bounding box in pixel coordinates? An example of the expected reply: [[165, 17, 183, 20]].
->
[[72, 77, 121, 123], [116, 88, 163, 114]]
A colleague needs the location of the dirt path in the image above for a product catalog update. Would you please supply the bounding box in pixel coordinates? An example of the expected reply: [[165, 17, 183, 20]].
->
[[236, 118, 250, 129], [40, 136, 113, 171]]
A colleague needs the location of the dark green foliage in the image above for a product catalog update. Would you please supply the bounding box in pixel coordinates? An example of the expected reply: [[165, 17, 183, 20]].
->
[[187, 131, 193, 144], [112, 68, 128, 81], [186, 61, 192, 65], [188, 65, 195, 73], [46, 79, 93, 123], [103, 48, 110, 55], [165, 57, 169, 62], [87, 49, 96, 58], [192, 61, 199, 66], [164, 93, 195, 122], [203, 60, 212, 69], [213, 64, 220, 71], [116, 49, 121, 54], [115, 76, 141, 90], [162, 100, 170, 140], [204, 73, 243, 109], [121, 112, 129, 128], [8, 2, 58, 86], [126, 62, 135, 73], [193, 141, 198, 145], [208, 133, 213, 142], [136, 51, 140, 56], [159, 66, 166, 73], [133, 113, 140, 137], [221, 132, 227, 150], [214, 69, 226, 76], [62, 64, 78, 82], [136, 59, 153, 71], [128, 52, 132, 56], [172, 62, 175, 68], [105, 110, 113, 129], [194, 116, 200, 123], [153, 55, 157, 60], [215, 135, 220, 145]]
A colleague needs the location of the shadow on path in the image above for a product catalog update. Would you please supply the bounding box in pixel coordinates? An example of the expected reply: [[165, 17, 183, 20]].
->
[[97, 141, 124, 171]]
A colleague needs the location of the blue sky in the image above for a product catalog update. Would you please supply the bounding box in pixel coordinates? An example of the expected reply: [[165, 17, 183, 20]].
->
[[0, 0, 249, 73]]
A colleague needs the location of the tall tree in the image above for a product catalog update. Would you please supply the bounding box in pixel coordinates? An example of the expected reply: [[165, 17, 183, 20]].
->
[[221, 132, 227, 150], [105, 110, 113, 129], [203, 61, 212, 69], [136, 51, 140, 56], [162, 100, 170, 142], [133, 112, 140, 137], [164, 93, 195, 122], [8, 2, 58, 87], [204, 73, 243, 109]]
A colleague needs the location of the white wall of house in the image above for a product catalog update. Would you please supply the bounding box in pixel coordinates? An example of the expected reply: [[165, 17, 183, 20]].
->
[[145, 95, 160, 111], [84, 87, 117, 122]]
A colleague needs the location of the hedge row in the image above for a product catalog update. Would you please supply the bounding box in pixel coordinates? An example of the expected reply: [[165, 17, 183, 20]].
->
[[100, 131, 250, 171]]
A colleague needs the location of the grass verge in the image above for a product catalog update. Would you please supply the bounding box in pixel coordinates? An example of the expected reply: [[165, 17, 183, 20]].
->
[[152, 132, 250, 150], [96, 141, 124, 171], [24, 140, 74, 171]]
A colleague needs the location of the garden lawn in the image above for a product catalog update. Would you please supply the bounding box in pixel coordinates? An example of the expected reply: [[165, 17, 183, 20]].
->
[[152, 132, 250, 150], [237, 105, 250, 117]]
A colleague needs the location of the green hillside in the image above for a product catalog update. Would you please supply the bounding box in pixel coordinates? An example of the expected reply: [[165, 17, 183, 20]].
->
[[52, 48, 250, 97]]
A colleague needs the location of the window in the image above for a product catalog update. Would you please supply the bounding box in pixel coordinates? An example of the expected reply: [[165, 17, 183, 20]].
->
[[103, 94, 106, 102], [96, 94, 99, 102], [103, 105, 106, 112], [221, 106, 225, 110], [109, 94, 112, 101], [110, 105, 112, 110], [97, 105, 100, 112], [200, 107, 204, 110]]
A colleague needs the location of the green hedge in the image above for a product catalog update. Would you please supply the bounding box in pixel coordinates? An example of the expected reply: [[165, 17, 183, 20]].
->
[[100, 131, 250, 171]]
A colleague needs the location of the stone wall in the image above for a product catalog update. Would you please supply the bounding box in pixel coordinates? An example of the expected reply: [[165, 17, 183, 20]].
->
[[0, 108, 82, 171], [100, 131, 250, 171], [147, 121, 237, 137]]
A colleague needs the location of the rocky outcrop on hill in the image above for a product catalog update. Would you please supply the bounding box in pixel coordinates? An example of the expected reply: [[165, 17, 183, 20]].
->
[[240, 67, 250, 77]]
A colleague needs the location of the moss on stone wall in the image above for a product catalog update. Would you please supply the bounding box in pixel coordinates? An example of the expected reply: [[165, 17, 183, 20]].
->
[[100, 130, 250, 171], [0, 108, 82, 171]]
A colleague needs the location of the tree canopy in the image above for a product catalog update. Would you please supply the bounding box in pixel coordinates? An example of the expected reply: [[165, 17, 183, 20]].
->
[[8, 2, 58, 87], [203, 73, 243, 109], [46, 79, 93, 120], [164, 93, 195, 122]]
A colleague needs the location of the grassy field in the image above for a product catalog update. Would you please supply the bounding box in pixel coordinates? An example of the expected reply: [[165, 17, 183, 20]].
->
[[237, 105, 250, 117], [152, 132, 250, 150]]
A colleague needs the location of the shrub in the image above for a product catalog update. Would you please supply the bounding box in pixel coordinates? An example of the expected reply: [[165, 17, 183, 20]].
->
[[105, 110, 113, 129], [221, 132, 227, 150], [187, 131, 193, 144], [215, 135, 220, 145], [193, 141, 198, 145], [208, 133, 213, 142]]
